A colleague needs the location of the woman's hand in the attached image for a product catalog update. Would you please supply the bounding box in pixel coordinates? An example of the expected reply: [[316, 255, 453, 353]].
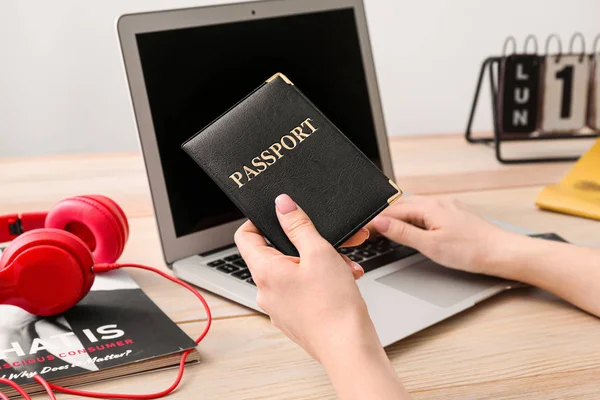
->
[[369, 195, 600, 319], [235, 194, 412, 399], [369, 196, 517, 275], [234, 194, 377, 362]]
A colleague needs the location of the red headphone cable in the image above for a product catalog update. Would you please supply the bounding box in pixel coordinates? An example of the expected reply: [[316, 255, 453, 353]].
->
[[0, 263, 212, 400], [0, 379, 31, 400], [34, 378, 56, 400]]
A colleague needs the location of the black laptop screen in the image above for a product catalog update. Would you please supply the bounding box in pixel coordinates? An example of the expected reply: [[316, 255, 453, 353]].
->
[[136, 7, 381, 238]]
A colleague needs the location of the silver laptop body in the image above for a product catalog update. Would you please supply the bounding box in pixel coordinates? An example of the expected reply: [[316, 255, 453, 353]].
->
[[117, 0, 515, 347]]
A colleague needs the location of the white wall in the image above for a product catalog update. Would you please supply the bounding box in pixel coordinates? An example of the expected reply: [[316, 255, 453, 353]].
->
[[1, 0, 599, 157]]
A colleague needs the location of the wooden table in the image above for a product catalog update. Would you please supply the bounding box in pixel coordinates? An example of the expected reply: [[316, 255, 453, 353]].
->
[[1, 134, 599, 399]]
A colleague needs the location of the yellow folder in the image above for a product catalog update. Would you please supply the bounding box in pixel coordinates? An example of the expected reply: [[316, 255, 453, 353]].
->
[[535, 139, 600, 220]]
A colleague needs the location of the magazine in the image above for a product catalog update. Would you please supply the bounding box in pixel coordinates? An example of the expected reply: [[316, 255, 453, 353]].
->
[[0, 267, 199, 398]]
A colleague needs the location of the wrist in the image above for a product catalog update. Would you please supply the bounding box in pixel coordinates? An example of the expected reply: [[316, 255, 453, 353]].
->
[[317, 305, 385, 369], [318, 310, 409, 400], [480, 231, 540, 281]]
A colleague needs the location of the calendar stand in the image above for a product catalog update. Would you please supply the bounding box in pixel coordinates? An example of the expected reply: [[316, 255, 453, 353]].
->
[[465, 56, 599, 164]]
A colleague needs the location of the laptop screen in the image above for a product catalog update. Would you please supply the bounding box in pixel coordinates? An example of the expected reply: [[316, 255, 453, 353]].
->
[[136, 7, 381, 238]]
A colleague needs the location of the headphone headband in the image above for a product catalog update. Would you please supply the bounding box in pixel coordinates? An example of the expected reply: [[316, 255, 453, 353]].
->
[[0, 212, 47, 242]]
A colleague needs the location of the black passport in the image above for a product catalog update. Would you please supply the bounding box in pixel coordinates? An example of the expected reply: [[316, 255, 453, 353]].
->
[[182, 73, 402, 256]]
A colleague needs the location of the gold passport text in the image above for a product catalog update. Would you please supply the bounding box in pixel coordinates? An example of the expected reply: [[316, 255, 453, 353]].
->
[[229, 117, 318, 188]]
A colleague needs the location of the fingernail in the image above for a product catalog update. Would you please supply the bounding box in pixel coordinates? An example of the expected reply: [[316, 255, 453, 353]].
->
[[360, 227, 370, 238], [371, 216, 390, 233], [275, 194, 297, 215], [351, 262, 365, 277]]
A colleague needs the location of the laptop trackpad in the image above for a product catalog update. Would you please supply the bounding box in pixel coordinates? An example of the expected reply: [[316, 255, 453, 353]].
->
[[376, 259, 504, 308]]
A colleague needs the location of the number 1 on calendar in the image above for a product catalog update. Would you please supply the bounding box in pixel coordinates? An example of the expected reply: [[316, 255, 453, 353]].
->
[[541, 55, 590, 132], [555, 65, 573, 118]]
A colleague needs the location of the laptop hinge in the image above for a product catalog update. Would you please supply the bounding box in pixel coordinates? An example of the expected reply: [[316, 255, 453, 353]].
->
[[198, 243, 236, 257]]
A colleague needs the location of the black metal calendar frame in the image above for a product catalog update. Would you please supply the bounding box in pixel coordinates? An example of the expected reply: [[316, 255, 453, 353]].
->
[[465, 56, 599, 164]]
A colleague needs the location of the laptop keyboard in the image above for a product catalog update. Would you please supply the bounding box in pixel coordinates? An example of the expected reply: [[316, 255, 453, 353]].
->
[[204, 235, 418, 285], [339, 235, 419, 273], [206, 253, 257, 286]]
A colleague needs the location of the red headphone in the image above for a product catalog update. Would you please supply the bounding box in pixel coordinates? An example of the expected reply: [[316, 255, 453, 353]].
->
[[0, 195, 129, 317], [0, 195, 213, 400]]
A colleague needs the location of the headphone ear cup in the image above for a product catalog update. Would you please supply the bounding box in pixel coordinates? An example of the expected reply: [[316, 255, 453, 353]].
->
[[45, 195, 128, 263], [81, 195, 129, 242], [0, 229, 95, 316]]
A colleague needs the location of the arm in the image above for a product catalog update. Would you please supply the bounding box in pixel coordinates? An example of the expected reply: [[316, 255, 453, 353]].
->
[[235, 194, 410, 400], [320, 318, 410, 400], [369, 196, 600, 318], [487, 233, 600, 317]]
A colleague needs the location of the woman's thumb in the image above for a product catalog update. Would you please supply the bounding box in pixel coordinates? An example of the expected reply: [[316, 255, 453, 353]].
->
[[275, 194, 325, 255]]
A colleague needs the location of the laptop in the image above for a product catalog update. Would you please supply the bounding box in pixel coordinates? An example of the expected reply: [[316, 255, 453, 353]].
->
[[117, 0, 517, 347]]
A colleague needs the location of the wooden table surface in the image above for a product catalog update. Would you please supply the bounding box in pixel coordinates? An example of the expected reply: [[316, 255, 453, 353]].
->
[[1, 134, 599, 399]]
